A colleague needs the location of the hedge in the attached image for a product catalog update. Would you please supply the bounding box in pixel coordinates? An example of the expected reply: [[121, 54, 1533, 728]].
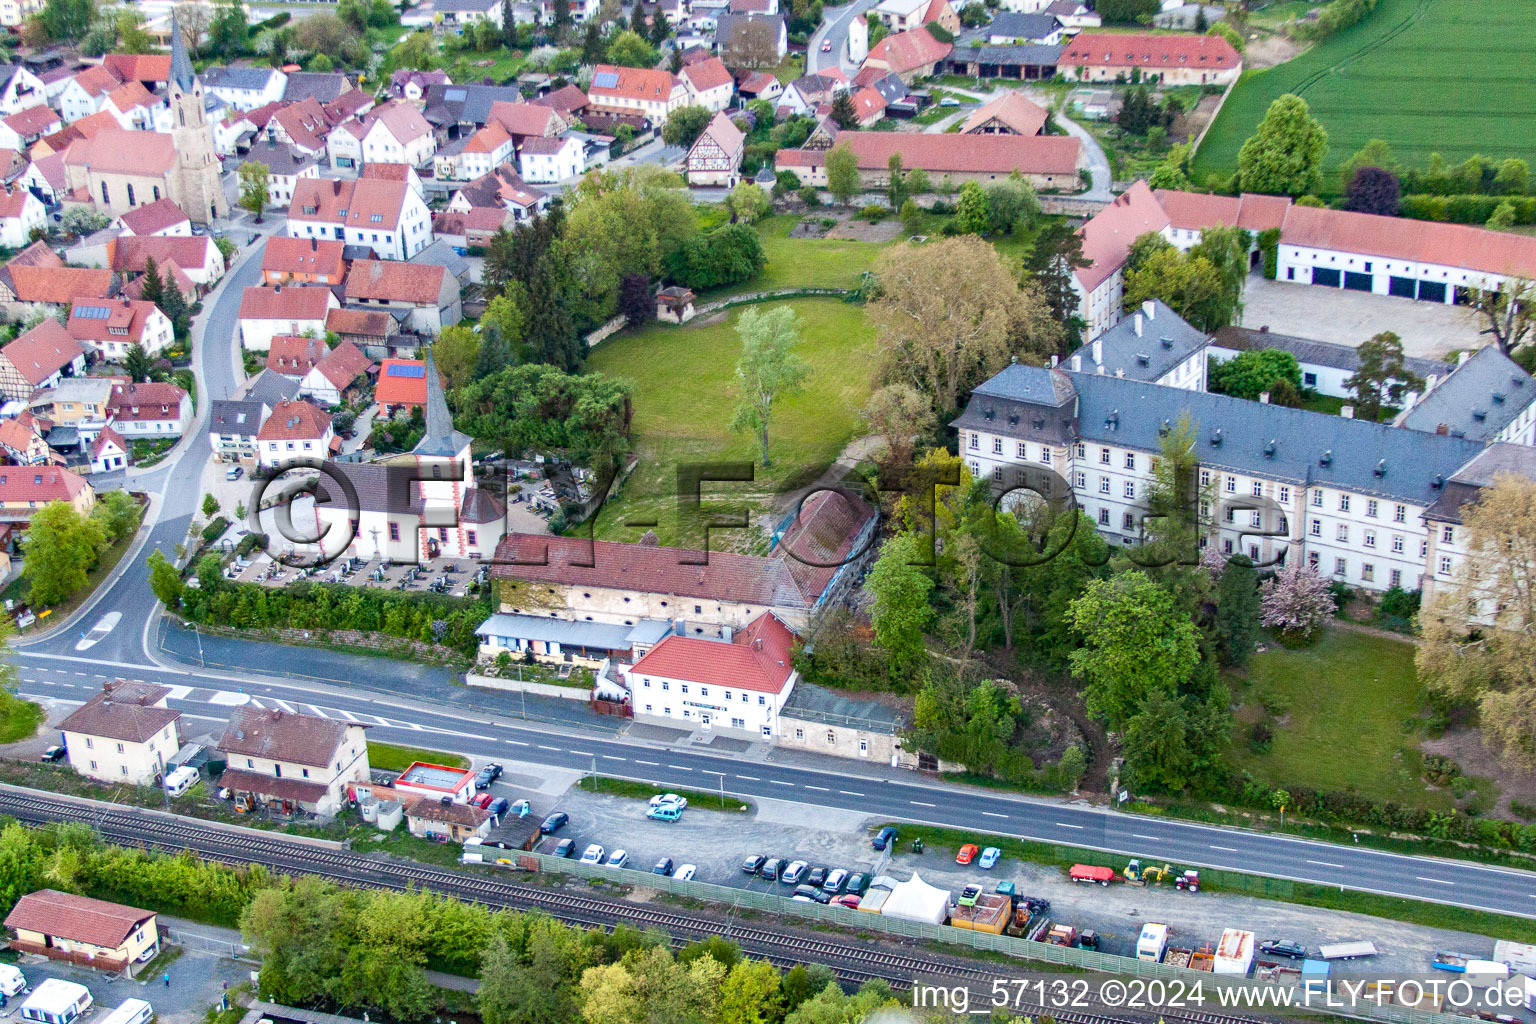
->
[[1399, 193, 1536, 226]]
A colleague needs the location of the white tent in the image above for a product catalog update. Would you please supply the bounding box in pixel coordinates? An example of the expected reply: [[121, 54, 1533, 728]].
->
[[881, 871, 950, 926]]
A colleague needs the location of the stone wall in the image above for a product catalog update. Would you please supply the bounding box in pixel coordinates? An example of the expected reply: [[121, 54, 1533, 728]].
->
[[465, 672, 591, 701]]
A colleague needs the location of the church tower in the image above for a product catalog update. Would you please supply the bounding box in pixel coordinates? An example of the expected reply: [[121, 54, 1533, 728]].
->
[[166, 11, 225, 225]]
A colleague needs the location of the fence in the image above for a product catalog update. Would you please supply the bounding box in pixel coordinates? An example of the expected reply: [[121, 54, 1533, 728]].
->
[[515, 850, 1486, 1024]]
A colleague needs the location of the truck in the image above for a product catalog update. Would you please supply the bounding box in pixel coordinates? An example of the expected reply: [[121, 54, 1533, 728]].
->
[[1046, 923, 1078, 946], [1137, 923, 1169, 962], [1069, 864, 1116, 886], [1319, 941, 1378, 961], [1214, 929, 1255, 976]]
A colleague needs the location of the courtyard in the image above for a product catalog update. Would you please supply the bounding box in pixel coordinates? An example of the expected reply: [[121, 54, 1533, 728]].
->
[[1241, 276, 1488, 360]]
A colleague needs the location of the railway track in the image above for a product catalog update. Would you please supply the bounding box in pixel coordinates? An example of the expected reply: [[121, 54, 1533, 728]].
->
[[0, 790, 1276, 1024]]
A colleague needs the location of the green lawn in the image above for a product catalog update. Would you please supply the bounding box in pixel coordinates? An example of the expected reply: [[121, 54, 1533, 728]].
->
[[1192, 0, 1536, 186], [728, 215, 890, 295], [1229, 628, 1493, 809], [367, 742, 471, 772], [586, 297, 878, 547], [577, 775, 752, 812]]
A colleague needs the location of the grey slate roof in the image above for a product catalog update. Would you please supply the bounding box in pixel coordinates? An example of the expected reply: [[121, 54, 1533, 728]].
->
[[1070, 299, 1207, 383], [170, 10, 196, 92], [779, 681, 905, 733], [988, 11, 1060, 38], [475, 613, 672, 651], [1065, 371, 1490, 506], [413, 348, 471, 457], [243, 369, 301, 406], [203, 65, 281, 91], [953, 363, 1078, 446], [409, 239, 471, 283], [1212, 326, 1452, 382], [1398, 345, 1536, 441], [281, 72, 350, 105], [240, 139, 319, 176], [422, 83, 526, 129], [437, 0, 500, 11], [953, 43, 1064, 67], [209, 399, 266, 437], [1422, 443, 1536, 525]]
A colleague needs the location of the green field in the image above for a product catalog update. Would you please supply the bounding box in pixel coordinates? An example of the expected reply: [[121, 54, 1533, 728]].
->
[[587, 297, 878, 547], [1229, 629, 1494, 810], [1193, 0, 1536, 187], [735, 215, 890, 295]]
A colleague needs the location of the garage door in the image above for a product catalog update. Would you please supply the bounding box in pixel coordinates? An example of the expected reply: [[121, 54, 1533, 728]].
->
[[1418, 280, 1447, 303], [1312, 268, 1341, 288], [1344, 271, 1373, 292], [1389, 276, 1417, 298]]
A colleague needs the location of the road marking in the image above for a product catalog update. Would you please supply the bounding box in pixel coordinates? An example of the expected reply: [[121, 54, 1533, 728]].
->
[[505, 740, 528, 746], [736, 775, 760, 781], [569, 750, 594, 757], [307, 705, 328, 718], [771, 780, 794, 787], [602, 755, 625, 762], [537, 745, 561, 751], [668, 765, 692, 771], [803, 785, 828, 792], [1132, 834, 1160, 840], [339, 710, 358, 721], [1307, 860, 1343, 868], [73, 672, 86, 677], [1210, 845, 1239, 852], [839, 790, 864, 796], [75, 611, 120, 652], [635, 760, 659, 766], [1055, 823, 1084, 829], [699, 769, 724, 776], [275, 699, 296, 713], [982, 812, 1008, 819], [910, 800, 936, 807], [1416, 876, 1455, 886]]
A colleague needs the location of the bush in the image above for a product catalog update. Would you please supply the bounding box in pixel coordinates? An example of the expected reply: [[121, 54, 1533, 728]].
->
[[201, 516, 230, 544], [1422, 754, 1462, 787], [1399, 193, 1536, 226], [798, 186, 821, 207], [859, 204, 889, 222], [1249, 721, 1273, 754], [1379, 585, 1421, 621]]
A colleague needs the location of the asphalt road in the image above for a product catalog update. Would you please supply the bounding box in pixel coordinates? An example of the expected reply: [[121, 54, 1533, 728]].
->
[[808, 0, 882, 75]]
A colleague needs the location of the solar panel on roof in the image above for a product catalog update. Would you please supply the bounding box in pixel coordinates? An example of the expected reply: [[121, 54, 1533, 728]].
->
[[445, 88, 467, 101], [386, 364, 426, 378], [74, 306, 110, 319], [593, 72, 620, 89]]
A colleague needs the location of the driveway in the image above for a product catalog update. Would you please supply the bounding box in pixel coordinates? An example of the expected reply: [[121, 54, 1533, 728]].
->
[[808, 0, 881, 75], [1242, 276, 1488, 360]]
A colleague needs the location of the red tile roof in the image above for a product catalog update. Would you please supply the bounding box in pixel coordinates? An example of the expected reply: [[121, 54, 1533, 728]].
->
[[375, 358, 429, 407], [272, 96, 333, 151], [70, 64, 122, 99], [0, 465, 90, 504], [107, 381, 186, 424], [58, 681, 178, 744], [0, 417, 44, 456], [267, 334, 328, 374], [239, 285, 336, 322], [326, 307, 393, 338], [1281, 202, 1536, 280], [288, 177, 412, 230], [588, 64, 683, 102], [4, 890, 154, 949], [533, 84, 589, 116], [312, 340, 372, 389], [219, 705, 355, 767], [108, 235, 213, 274], [0, 186, 35, 220], [63, 128, 175, 176], [1153, 188, 1290, 233], [257, 399, 332, 441], [486, 101, 565, 137], [89, 424, 126, 459], [4, 105, 60, 137], [781, 131, 1080, 177], [102, 54, 171, 84], [865, 26, 952, 75], [462, 122, 512, 155], [850, 87, 887, 124], [10, 265, 114, 305], [0, 320, 84, 386], [736, 71, 779, 95], [262, 236, 347, 279], [961, 91, 1048, 136], [1061, 32, 1240, 71], [1074, 179, 1170, 292], [628, 612, 796, 693], [338, 100, 431, 145], [346, 259, 446, 305], [105, 80, 155, 113], [360, 162, 413, 182], [681, 57, 734, 93], [118, 198, 191, 236]]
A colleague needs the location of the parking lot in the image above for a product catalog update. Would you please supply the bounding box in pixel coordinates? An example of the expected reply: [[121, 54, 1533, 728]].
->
[[222, 550, 488, 597], [1, 940, 247, 1024], [473, 762, 1515, 980]]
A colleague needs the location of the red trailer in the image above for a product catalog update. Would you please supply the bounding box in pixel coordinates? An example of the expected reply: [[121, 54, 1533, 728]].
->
[[1069, 864, 1117, 886]]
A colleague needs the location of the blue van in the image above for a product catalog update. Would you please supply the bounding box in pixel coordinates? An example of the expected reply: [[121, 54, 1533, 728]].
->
[[872, 826, 899, 850]]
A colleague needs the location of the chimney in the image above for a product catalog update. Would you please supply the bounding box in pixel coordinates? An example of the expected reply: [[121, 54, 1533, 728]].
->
[[1458, 351, 1470, 366], [1070, 354, 1081, 371], [1133, 313, 1143, 337], [1049, 354, 1059, 367], [1340, 405, 1354, 419], [1259, 325, 1269, 333], [1259, 391, 1270, 404], [1097, 365, 1106, 375], [1115, 368, 1124, 378], [1091, 338, 1102, 365], [1402, 390, 1419, 412], [1426, 373, 1439, 392], [1143, 300, 1154, 320]]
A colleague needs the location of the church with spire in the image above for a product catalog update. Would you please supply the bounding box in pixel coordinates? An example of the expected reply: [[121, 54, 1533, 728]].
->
[[312, 348, 506, 565], [166, 9, 226, 225]]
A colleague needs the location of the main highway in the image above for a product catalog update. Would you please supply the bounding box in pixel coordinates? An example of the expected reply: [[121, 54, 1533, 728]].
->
[[12, 197, 1536, 926]]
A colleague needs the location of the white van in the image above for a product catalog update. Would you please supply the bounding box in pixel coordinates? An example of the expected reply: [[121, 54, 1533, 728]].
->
[[164, 765, 199, 797], [0, 963, 26, 996], [97, 1000, 153, 1024]]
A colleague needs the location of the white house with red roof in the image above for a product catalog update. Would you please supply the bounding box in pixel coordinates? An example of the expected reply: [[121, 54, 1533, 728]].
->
[[267, 333, 328, 378], [680, 57, 735, 112], [0, 319, 86, 401], [327, 101, 437, 171], [685, 111, 744, 187], [238, 285, 339, 351], [861, 25, 952, 83], [621, 612, 799, 737], [115, 197, 192, 237], [0, 185, 43, 249], [0, 104, 60, 150], [1060, 32, 1242, 86], [286, 177, 433, 260], [299, 341, 373, 408], [257, 399, 334, 468], [1069, 180, 1171, 341], [587, 65, 689, 120], [105, 380, 191, 437], [0, 414, 53, 466], [88, 425, 128, 473], [58, 65, 123, 123], [67, 298, 175, 362], [0, 464, 94, 522], [517, 135, 585, 184]]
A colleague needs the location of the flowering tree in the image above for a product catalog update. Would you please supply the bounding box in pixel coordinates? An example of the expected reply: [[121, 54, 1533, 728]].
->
[[1259, 563, 1335, 641]]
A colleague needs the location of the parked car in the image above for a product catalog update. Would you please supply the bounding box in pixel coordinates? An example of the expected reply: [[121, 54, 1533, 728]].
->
[[742, 854, 766, 874], [760, 857, 784, 880], [471, 792, 493, 808], [40, 745, 65, 762], [957, 884, 983, 907], [675, 864, 697, 881], [834, 893, 861, 909], [940, 96, 959, 107], [554, 838, 576, 858], [486, 797, 510, 818], [806, 866, 827, 887], [956, 844, 979, 865], [822, 868, 848, 893], [475, 763, 504, 789], [510, 799, 531, 817], [540, 812, 569, 834], [653, 857, 674, 876], [872, 826, 898, 850], [820, 39, 831, 51], [648, 793, 688, 809], [580, 844, 605, 864], [781, 860, 808, 884], [979, 847, 1001, 869], [791, 884, 819, 902], [811, 888, 834, 904], [1261, 940, 1308, 959], [845, 872, 870, 895], [607, 849, 628, 868], [647, 803, 683, 821], [225, 466, 244, 481]]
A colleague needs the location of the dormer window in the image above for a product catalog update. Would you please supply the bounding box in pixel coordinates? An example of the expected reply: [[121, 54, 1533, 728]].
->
[[370, 213, 382, 223]]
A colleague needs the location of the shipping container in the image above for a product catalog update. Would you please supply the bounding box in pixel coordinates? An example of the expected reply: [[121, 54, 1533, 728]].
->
[[951, 893, 1009, 934]]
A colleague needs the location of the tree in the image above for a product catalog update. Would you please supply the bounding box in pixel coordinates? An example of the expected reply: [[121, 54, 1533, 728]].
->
[[864, 532, 933, 678], [1496, 158, 1531, 195], [60, 207, 109, 237], [22, 502, 105, 608], [661, 104, 711, 147], [1344, 330, 1423, 421], [582, 20, 605, 62], [1336, 137, 1398, 193], [238, 161, 270, 221], [1188, 224, 1251, 328], [1488, 201, 1519, 231], [1122, 245, 1228, 331], [1236, 93, 1328, 196], [872, 236, 1057, 418], [146, 550, 184, 609], [123, 343, 152, 383], [91, 491, 139, 545], [1122, 689, 1192, 791], [650, 7, 670, 43], [954, 181, 990, 235], [1343, 165, 1400, 216], [201, 493, 220, 519], [886, 153, 907, 211], [726, 181, 770, 223], [606, 29, 657, 68], [1067, 572, 1200, 730], [1213, 555, 1260, 667], [208, 0, 248, 54], [728, 306, 810, 465], [1024, 219, 1090, 351], [719, 958, 780, 1024], [824, 143, 860, 206], [619, 272, 652, 327], [481, 290, 526, 351], [1208, 348, 1302, 400], [1417, 473, 1536, 771], [1467, 277, 1536, 357], [665, 223, 765, 289], [864, 382, 933, 471], [829, 90, 858, 130], [33, 0, 96, 41], [433, 326, 481, 391], [177, 1, 214, 58], [1259, 563, 1335, 642], [984, 177, 1038, 236], [1207, 19, 1242, 51]]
